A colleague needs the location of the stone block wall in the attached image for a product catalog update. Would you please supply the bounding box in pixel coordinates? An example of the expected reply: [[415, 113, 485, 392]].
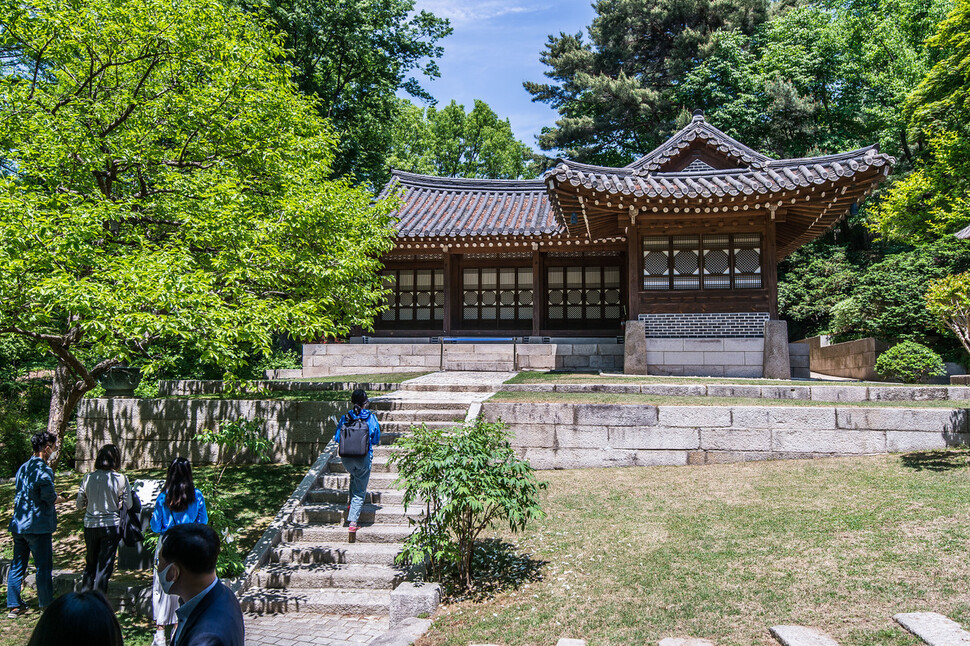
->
[[76, 398, 344, 471], [302, 343, 623, 376], [645, 338, 763, 378], [481, 401, 970, 469], [799, 336, 889, 380], [789, 342, 810, 379]]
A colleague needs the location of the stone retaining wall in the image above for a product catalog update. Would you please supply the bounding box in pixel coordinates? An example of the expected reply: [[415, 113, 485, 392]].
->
[[799, 336, 889, 380], [481, 401, 970, 469], [302, 343, 623, 376], [76, 399, 343, 471]]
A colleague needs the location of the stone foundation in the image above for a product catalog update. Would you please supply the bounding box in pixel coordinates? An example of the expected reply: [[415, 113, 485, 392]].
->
[[302, 343, 624, 377], [645, 338, 763, 378]]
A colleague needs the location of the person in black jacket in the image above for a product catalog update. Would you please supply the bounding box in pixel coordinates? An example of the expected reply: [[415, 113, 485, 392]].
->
[[156, 523, 243, 646]]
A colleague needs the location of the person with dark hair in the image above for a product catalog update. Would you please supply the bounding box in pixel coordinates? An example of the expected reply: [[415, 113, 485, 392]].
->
[[156, 523, 243, 646], [150, 458, 208, 646], [334, 388, 380, 542], [6, 431, 66, 617], [26, 590, 122, 646], [76, 443, 133, 594]]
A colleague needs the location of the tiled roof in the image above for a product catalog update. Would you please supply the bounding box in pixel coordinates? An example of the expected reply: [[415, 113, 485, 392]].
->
[[625, 111, 772, 172], [955, 224, 970, 240], [383, 171, 562, 237], [549, 145, 894, 198]]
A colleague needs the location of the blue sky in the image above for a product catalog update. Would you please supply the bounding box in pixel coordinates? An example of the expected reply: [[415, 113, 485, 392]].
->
[[409, 1, 597, 152]]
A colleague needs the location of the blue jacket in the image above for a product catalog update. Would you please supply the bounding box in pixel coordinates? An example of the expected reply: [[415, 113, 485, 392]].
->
[[150, 489, 208, 534], [173, 580, 244, 646], [334, 409, 381, 461], [8, 456, 57, 535]]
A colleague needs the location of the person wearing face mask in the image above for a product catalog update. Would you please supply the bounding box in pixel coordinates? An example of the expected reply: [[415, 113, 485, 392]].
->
[[149, 458, 208, 646], [156, 523, 243, 646], [6, 431, 68, 617]]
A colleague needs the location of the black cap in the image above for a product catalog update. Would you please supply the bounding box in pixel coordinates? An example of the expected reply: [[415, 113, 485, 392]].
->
[[351, 389, 368, 406]]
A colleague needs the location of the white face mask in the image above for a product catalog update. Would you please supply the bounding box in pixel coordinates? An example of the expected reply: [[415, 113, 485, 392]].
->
[[158, 562, 178, 595]]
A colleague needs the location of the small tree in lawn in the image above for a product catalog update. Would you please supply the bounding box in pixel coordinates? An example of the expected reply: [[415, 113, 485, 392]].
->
[[0, 0, 397, 459], [927, 272, 970, 359], [194, 417, 273, 576], [391, 417, 545, 591]]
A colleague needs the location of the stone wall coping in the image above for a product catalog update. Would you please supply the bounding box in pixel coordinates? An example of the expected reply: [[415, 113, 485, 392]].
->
[[499, 382, 970, 402], [157, 379, 399, 397], [230, 442, 337, 596]]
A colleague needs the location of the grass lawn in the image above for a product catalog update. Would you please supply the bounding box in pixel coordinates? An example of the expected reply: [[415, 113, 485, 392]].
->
[[506, 371, 898, 388], [0, 463, 305, 646], [489, 390, 970, 409], [423, 452, 970, 646]]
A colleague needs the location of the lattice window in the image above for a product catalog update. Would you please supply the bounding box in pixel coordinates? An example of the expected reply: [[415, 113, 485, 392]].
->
[[642, 234, 763, 290], [462, 267, 533, 324], [547, 265, 623, 324], [380, 269, 445, 323]]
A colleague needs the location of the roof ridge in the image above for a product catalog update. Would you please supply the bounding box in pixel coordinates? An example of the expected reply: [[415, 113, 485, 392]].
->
[[389, 169, 546, 191]]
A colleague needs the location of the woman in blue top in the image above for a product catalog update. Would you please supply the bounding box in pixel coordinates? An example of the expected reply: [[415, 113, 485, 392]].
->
[[149, 458, 207, 646], [334, 389, 381, 542]]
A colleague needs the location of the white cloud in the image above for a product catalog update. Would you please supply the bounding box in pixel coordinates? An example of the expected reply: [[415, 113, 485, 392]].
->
[[414, 0, 545, 25]]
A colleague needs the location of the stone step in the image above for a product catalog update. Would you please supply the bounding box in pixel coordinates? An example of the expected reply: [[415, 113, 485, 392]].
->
[[273, 542, 404, 566], [374, 409, 467, 423], [894, 612, 970, 645], [328, 457, 398, 474], [306, 488, 412, 506], [296, 503, 422, 525], [399, 383, 497, 392], [284, 523, 413, 544], [770, 625, 840, 645], [377, 421, 460, 435], [370, 445, 401, 459], [370, 399, 472, 411], [238, 587, 391, 615], [318, 472, 400, 490], [255, 563, 407, 590]]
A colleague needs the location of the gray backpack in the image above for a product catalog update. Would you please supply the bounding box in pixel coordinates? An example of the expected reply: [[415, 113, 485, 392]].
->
[[338, 413, 370, 457]]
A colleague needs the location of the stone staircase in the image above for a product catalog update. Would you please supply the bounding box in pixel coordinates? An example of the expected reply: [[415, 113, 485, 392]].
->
[[239, 395, 470, 618]]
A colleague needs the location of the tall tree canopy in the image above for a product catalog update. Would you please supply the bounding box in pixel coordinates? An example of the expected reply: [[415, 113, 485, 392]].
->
[[524, 0, 769, 164], [237, 0, 452, 186], [387, 99, 539, 180], [528, 0, 949, 164], [0, 0, 397, 448], [871, 0, 970, 242]]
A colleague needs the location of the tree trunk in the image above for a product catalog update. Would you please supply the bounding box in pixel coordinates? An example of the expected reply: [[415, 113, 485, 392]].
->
[[47, 358, 87, 466]]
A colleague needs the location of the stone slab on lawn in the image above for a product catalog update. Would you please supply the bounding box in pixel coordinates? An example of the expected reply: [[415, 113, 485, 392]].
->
[[556, 640, 587, 646], [894, 612, 970, 645], [659, 638, 715, 646], [770, 625, 841, 645]]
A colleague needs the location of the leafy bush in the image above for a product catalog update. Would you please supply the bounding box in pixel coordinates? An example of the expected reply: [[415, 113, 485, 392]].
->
[[391, 417, 545, 591], [875, 341, 947, 383]]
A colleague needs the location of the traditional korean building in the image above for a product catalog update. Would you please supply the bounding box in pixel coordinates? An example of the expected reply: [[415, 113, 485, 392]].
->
[[327, 111, 894, 377]]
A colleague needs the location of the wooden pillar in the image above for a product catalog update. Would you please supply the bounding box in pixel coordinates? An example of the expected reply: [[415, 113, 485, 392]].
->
[[443, 252, 453, 335], [532, 248, 543, 337], [626, 228, 640, 321], [765, 211, 779, 319]]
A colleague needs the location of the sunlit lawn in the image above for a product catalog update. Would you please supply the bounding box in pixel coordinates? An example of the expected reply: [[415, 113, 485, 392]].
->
[[0, 463, 305, 646], [422, 451, 970, 646]]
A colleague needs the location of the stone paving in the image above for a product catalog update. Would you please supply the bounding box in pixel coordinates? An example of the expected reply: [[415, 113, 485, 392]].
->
[[244, 612, 389, 646]]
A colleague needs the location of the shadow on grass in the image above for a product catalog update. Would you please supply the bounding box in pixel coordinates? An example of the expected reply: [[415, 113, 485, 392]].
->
[[901, 448, 970, 472], [444, 539, 546, 602]]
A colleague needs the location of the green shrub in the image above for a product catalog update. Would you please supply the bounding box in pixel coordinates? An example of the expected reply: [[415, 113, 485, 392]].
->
[[875, 341, 947, 383], [391, 417, 546, 591]]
